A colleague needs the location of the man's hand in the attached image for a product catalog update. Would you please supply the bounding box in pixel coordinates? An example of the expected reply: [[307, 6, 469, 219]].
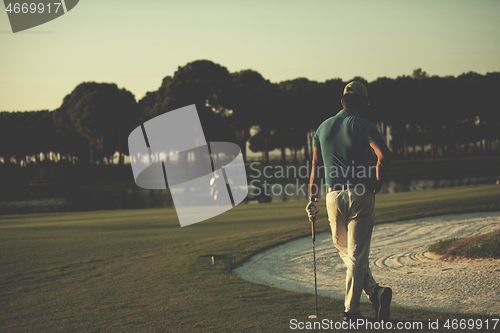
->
[[371, 180, 383, 195], [305, 201, 319, 222]]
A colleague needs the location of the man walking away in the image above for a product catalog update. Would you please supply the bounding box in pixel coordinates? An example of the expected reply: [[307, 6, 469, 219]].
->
[[306, 81, 392, 322]]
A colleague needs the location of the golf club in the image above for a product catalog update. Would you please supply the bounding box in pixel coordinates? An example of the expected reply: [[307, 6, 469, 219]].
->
[[308, 217, 318, 319]]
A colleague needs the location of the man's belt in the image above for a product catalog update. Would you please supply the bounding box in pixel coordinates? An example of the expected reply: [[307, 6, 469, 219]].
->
[[326, 183, 356, 193], [326, 181, 372, 193]]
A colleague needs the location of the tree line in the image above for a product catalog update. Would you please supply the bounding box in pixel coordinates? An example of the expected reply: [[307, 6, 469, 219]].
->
[[1, 60, 499, 174]]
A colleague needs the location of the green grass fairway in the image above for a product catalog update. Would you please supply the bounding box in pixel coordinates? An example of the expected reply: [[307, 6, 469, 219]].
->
[[2, 185, 500, 332]]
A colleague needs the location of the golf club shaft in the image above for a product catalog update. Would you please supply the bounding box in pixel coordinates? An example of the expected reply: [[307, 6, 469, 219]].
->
[[311, 217, 318, 318]]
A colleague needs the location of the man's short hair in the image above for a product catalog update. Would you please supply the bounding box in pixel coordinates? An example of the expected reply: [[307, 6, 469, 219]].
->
[[341, 93, 368, 110]]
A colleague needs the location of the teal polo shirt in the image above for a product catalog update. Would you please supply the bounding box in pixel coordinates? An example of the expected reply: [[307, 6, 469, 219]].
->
[[312, 109, 382, 187]]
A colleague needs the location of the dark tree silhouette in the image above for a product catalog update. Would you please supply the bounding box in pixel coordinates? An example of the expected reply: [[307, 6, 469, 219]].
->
[[227, 69, 278, 162], [52, 82, 140, 172]]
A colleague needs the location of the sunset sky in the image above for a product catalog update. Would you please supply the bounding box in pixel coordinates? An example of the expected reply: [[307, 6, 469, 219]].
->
[[1, 0, 499, 111]]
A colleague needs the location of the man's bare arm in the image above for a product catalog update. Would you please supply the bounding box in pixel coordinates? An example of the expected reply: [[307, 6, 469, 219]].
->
[[309, 146, 323, 200], [369, 139, 391, 194]]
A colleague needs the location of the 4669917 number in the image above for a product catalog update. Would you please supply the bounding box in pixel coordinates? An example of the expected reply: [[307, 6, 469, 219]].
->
[[5, 2, 62, 14], [443, 318, 499, 330]]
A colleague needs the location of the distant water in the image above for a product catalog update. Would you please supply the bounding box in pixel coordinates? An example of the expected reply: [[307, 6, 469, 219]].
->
[[0, 176, 498, 214], [267, 176, 499, 202]]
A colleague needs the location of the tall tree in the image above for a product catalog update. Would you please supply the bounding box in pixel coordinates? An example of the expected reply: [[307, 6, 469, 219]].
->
[[53, 82, 140, 172], [227, 70, 282, 163], [148, 60, 235, 144]]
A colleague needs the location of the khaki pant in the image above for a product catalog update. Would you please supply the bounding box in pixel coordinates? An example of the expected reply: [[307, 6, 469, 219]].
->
[[326, 188, 377, 313]]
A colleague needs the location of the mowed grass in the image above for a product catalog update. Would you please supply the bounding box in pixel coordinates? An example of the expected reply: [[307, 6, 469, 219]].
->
[[1, 185, 500, 333]]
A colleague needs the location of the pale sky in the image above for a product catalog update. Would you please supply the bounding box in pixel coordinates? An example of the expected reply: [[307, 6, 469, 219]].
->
[[1, 0, 499, 111]]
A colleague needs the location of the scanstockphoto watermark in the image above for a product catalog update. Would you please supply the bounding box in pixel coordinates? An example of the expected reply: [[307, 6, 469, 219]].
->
[[289, 318, 499, 331], [248, 161, 377, 197], [289, 318, 425, 330]]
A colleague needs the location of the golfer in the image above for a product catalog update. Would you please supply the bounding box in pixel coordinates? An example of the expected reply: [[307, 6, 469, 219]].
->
[[306, 81, 392, 322]]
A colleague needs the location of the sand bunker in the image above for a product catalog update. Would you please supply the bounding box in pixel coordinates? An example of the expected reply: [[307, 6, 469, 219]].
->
[[234, 211, 500, 315]]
